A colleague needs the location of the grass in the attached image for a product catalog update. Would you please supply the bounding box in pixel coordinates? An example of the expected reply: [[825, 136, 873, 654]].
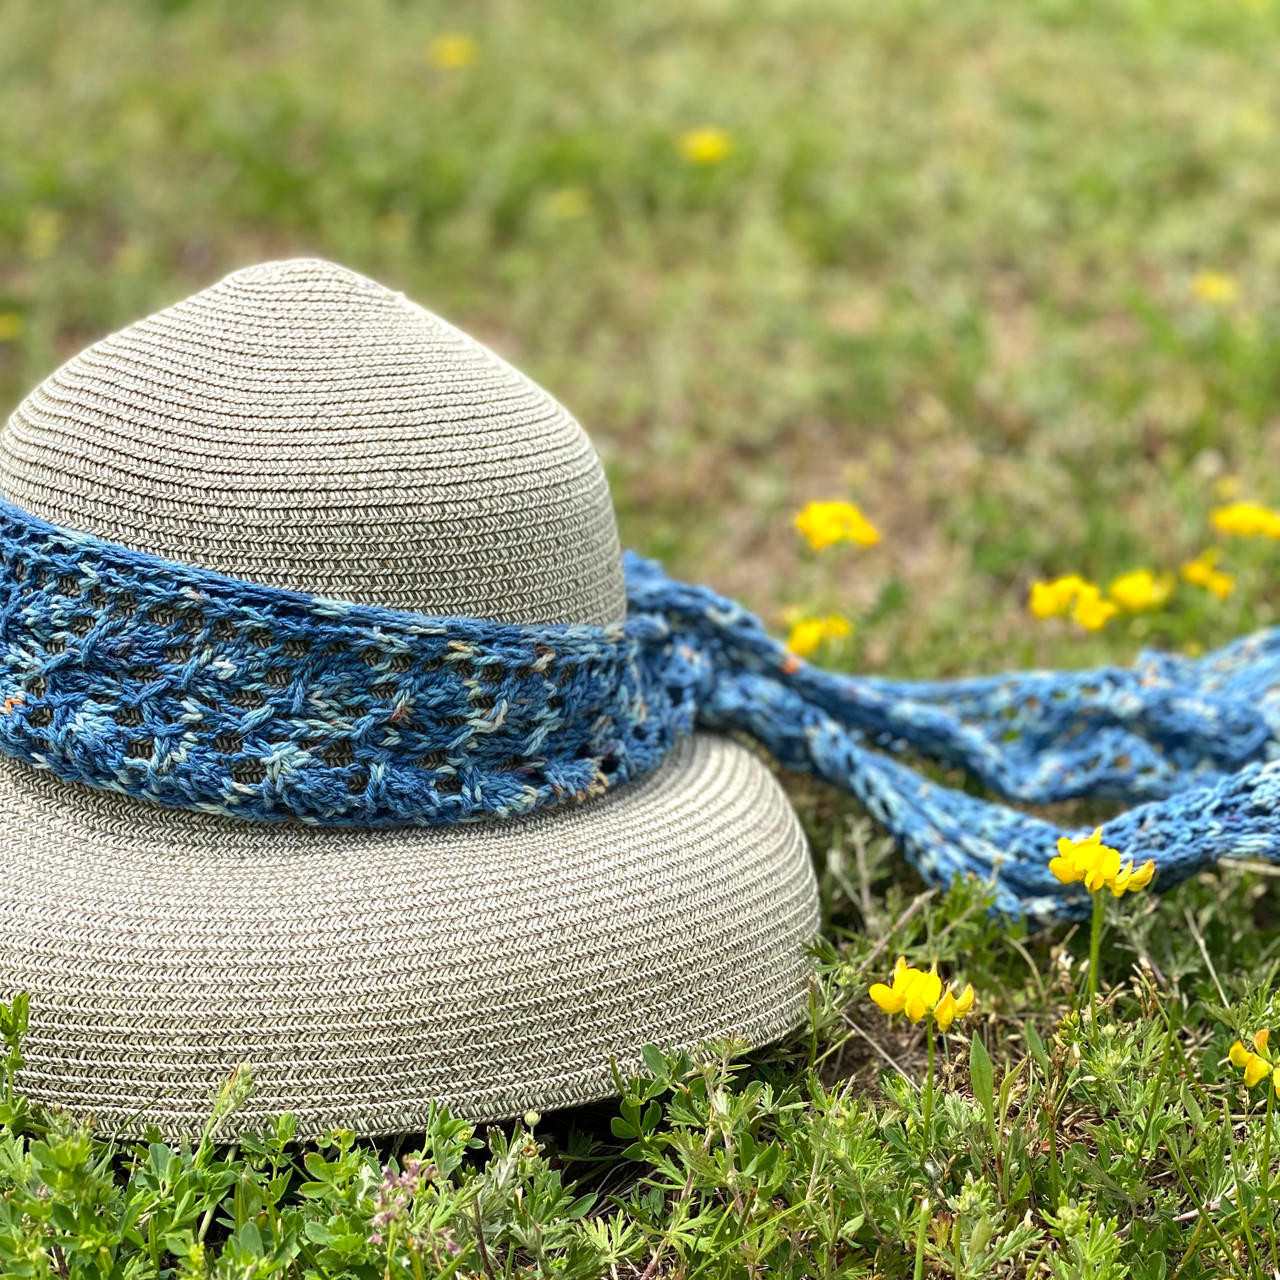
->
[[5, 0, 1280, 1273]]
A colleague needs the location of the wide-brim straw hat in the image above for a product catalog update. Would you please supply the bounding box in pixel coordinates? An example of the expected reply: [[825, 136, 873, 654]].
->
[[0, 259, 819, 1139]]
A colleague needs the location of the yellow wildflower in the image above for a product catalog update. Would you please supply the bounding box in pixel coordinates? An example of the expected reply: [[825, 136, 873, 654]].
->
[[870, 958, 940, 1022], [869, 957, 975, 1030], [1050, 828, 1117, 891], [427, 33, 477, 70], [1181, 548, 1235, 600], [1049, 828, 1155, 897], [1028, 575, 1115, 628], [794, 500, 880, 551], [786, 614, 852, 659], [1108, 857, 1156, 898], [1193, 270, 1239, 305], [1212, 501, 1280, 539], [678, 127, 734, 166], [1071, 583, 1118, 632], [1029, 575, 1089, 620], [1107, 569, 1174, 613], [1230, 1029, 1280, 1091], [0, 312, 23, 343], [933, 982, 976, 1033]]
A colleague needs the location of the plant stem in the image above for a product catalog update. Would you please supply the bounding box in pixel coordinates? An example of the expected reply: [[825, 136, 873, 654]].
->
[[912, 1196, 929, 1280], [1047, 1090, 1060, 1211], [1087, 889, 1104, 1016], [1222, 1096, 1262, 1279], [922, 1019, 935, 1161], [1266, 1083, 1279, 1275]]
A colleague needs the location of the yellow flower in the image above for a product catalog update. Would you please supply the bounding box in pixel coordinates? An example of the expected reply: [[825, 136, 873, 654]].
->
[[1071, 584, 1117, 632], [678, 127, 734, 166], [1193, 271, 1239, 305], [1108, 856, 1156, 898], [1212, 501, 1280, 539], [933, 983, 975, 1033], [544, 186, 591, 221], [869, 957, 941, 1022], [1049, 827, 1102, 884], [1230, 1030, 1277, 1089], [1107, 569, 1174, 613], [427, 33, 477, 70], [1028, 575, 1115, 628], [1050, 828, 1154, 896], [24, 208, 64, 261], [1029, 575, 1089, 620], [0, 312, 23, 343], [786, 614, 853, 658], [869, 957, 975, 1029], [794, 500, 880, 551], [1181, 548, 1235, 600]]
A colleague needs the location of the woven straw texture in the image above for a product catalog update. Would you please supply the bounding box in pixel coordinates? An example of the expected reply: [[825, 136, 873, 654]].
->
[[0, 259, 819, 1139], [1, 257, 625, 625], [0, 738, 815, 1139]]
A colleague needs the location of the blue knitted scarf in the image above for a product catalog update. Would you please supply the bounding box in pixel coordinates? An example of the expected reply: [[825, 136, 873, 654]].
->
[[1, 495, 1277, 920]]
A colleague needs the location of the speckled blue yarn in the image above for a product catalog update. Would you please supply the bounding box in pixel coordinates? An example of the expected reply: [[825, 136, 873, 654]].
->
[[4, 495, 1280, 920]]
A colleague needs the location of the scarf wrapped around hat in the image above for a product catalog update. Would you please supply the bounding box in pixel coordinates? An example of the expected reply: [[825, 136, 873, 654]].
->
[[2, 495, 1278, 920]]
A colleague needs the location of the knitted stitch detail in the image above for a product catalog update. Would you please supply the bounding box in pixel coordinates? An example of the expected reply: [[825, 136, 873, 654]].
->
[[0, 500, 700, 828], [4, 495, 1280, 919]]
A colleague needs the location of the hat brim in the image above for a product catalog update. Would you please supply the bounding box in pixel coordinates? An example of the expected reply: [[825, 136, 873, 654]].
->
[[0, 733, 818, 1139]]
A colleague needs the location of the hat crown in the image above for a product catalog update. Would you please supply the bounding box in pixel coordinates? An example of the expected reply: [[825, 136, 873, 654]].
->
[[0, 259, 625, 625]]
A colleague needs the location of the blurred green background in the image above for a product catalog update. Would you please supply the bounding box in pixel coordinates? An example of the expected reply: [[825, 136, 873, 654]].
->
[[4, 0, 1280, 675]]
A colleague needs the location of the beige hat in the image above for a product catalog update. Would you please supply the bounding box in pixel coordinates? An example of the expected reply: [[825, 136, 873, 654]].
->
[[0, 259, 819, 1139]]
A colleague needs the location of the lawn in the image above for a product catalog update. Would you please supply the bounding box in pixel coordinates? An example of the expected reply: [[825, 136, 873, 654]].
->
[[4, 0, 1280, 1274]]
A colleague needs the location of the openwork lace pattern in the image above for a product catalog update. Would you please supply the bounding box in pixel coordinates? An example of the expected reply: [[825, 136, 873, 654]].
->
[[5, 495, 1280, 919]]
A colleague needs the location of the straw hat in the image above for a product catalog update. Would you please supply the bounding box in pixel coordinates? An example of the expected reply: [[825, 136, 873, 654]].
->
[[0, 259, 819, 1139]]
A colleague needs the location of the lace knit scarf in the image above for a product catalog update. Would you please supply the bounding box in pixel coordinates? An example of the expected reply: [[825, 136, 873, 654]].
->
[[3, 495, 1278, 919]]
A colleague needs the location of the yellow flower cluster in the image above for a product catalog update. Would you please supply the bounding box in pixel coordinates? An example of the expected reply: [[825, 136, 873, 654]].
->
[[869, 958, 975, 1032], [1032, 548, 1238, 626], [427, 33, 477, 70], [786, 613, 852, 658], [1212, 502, 1280, 539], [1049, 828, 1155, 897], [1181, 548, 1234, 600], [1230, 1029, 1280, 1091], [1028, 575, 1117, 631], [794, 500, 880, 552], [678, 127, 733, 165]]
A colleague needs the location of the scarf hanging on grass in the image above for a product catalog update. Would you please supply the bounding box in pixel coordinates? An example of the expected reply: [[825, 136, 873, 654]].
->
[[1, 495, 1278, 920]]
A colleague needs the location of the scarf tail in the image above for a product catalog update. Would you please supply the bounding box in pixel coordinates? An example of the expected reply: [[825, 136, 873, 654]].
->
[[627, 554, 1280, 918]]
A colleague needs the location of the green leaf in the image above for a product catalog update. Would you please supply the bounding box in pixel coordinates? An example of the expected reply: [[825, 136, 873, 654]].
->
[[970, 1034, 995, 1128], [640, 1044, 667, 1078], [303, 1220, 333, 1245], [1025, 1022, 1050, 1077]]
